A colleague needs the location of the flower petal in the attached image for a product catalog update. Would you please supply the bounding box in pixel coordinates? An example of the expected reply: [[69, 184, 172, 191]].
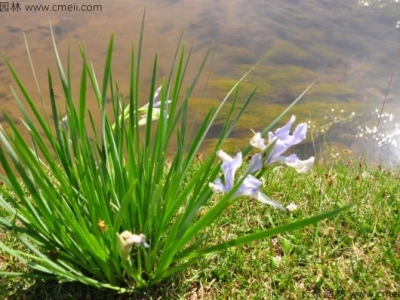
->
[[153, 86, 173, 108], [217, 151, 242, 191], [153, 85, 162, 103], [246, 153, 263, 173], [283, 154, 314, 173], [117, 231, 149, 260], [237, 174, 262, 194], [209, 179, 226, 193], [269, 115, 296, 144], [267, 116, 308, 163], [250, 132, 266, 151], [153, 99, 172, 108], [216, 149, 234, 162], [253, 190, 285, 210], [125, 233, 150, 248]]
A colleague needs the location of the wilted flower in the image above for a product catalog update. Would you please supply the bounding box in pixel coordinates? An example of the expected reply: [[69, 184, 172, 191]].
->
[[209, 150, 284, 210], [117, 231, 149, 260], [250, 115, 314, 173], [137, 86, 172, 126], [139, 85, 171, 110], [115, 85, 171, 129]]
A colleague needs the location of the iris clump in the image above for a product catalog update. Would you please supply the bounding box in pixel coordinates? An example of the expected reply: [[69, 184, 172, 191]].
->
[[0, 21, 349, 293]]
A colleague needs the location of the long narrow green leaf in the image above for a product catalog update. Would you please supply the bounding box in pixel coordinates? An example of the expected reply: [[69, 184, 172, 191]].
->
[[175, 205, 351, 262], [78, 45, 88, 138], [50, 22, 71, 103]]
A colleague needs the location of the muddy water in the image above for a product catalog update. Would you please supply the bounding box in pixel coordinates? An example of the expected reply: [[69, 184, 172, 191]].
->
[[1, 0, 400, 164]]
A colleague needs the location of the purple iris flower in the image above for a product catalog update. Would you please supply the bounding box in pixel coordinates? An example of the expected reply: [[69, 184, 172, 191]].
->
[[209, 150, 284, 210], [250, 115, 314, 173]]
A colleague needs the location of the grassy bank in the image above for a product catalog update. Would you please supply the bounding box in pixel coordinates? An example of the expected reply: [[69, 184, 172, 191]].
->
[[0, 154, 398, 299]]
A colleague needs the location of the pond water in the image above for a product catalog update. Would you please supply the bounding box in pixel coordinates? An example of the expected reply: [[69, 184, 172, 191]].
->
[[1, 0, 400, 164]]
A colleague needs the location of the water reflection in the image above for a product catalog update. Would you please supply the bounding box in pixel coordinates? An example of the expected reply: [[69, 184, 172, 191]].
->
[[1, 0, 400, 164]]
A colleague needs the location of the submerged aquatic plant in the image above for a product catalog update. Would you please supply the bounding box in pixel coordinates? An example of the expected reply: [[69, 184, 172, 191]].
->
[[0, 20, 349, 292]]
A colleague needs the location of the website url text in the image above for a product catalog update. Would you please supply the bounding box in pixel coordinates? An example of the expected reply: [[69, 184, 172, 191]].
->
[[0, 2, 102, 12]]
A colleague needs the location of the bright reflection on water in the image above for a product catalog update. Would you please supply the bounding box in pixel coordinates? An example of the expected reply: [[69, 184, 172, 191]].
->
[[1, 0, 400, 164]]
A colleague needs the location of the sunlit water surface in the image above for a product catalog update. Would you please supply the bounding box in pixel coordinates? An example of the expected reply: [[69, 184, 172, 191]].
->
[[1, 0, 400, 164]]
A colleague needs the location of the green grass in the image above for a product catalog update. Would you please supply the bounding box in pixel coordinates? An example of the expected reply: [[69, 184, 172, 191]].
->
[[0, 153, 398, 299]]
